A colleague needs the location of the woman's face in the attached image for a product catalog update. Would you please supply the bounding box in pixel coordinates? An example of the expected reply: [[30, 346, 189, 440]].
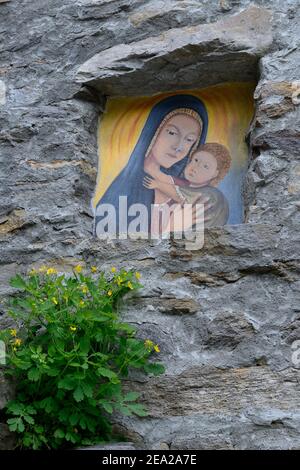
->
[[150, 113, 202, 168]]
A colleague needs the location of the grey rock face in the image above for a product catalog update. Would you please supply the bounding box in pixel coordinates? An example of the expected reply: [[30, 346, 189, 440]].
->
[[0, 423, 15, 450], [76, 5, 272, 95], [77, 442, 141, 450], [0, 0, 300, 451], [0, 370, 14, 410]]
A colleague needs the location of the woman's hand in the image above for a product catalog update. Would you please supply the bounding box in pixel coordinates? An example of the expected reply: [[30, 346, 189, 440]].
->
[[143, 175, 158, 189]]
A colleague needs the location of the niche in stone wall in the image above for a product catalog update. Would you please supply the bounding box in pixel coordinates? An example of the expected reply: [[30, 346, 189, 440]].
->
[[92, 84, 254, 239], [75, 6, 272, 240]]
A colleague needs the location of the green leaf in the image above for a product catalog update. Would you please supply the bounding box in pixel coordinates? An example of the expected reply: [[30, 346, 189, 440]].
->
[[26, 405, 37, 415], [81, 438, 96, 446], [34, 425, 44, 434], [124, 391, 140, 402], [58, 376, 76, 390], [54, 429, 65, 439], [57, 408, 71, 424], [65, 432, 78, 444], [10, 274, 27, 290], [99, 400, 113, 414], [90, 313, 111, 323], [7, 418, 17, 425], [81, 382, 94, 398], [56, 389, 66, 400], [7, 418, 18, 432], [48, 345, 57, 357], [16, 418, 25, 432], [73, 386, 84, 402], [79, 337, 90, 355], [46, 368, 60, 377], [23, 434, 33, 448], [85, 419, 96, 433], [28, 368, 41, 382], [97, 367, 118, 381], [127, 338, 146, 353], [38, 397, 55, 413], [127, 403, 148, 417], [117, 323, 136, 334], [118, 405, 133, 416], [99, 381, 121, 398], [15, 360, 32, 371], [143, 362, 165, 376], [23, 415, 35, 425], [69, 413, 80, 426], [94, 331, 104, 342], [6, 402, 24, 415], [79, 417, 87, 430]]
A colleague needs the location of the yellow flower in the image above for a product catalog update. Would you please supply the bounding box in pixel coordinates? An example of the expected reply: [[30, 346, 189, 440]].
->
[[51, 297, 58, 305], [80, 284, 88, 294], [10, 329, 17, 337], [47, 267, 57, 275], [74, 265, 83, 273], [39, 265, 47, 273], [154, 344, 160, 353], [135, 272, 141, 280], [29, 268, 37, 276], [14, 338, 22, 347], [144, 339, 154, 350], [91, 266, 97, 273], [127, 281, 133, 290], [107, 290, 113, 297], [13, 346, 17, 352], [79, 300, 85, 307], [70, 325, 77, 332], [111, 267, 117, 273]]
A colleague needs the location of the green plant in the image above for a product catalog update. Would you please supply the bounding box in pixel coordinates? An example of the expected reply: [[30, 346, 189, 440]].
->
[[0, 265, 165, 449]]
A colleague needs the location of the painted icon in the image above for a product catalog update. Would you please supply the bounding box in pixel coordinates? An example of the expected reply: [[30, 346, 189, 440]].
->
[[93, 84, 254, 239]]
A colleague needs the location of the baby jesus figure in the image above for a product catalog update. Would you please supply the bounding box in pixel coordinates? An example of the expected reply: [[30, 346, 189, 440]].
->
[[143, 143, 232, 233]]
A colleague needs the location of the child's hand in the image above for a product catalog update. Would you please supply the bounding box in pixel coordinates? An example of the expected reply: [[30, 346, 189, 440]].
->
[[143, 175, 158, 189]]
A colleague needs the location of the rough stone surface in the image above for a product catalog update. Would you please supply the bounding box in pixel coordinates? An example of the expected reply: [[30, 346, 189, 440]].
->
[[76, 5, 272, 95], [0, 370, 14, 410], [0, 0, 300, 450], [0, 424, 15, 450], [77, 442, 141, 450]]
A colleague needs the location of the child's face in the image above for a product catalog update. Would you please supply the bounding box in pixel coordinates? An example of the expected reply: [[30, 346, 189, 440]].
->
[[184, 151, 219, 185]]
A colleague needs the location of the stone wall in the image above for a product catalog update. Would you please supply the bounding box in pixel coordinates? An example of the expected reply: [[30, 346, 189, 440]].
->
[[0, 0, 300, 450]]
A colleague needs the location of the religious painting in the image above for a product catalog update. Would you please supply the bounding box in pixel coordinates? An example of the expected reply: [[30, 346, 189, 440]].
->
[[93, 84, 254, 239]]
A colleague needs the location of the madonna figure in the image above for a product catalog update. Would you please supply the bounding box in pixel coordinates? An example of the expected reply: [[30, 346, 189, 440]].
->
[[95, 94, 209, 238]]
